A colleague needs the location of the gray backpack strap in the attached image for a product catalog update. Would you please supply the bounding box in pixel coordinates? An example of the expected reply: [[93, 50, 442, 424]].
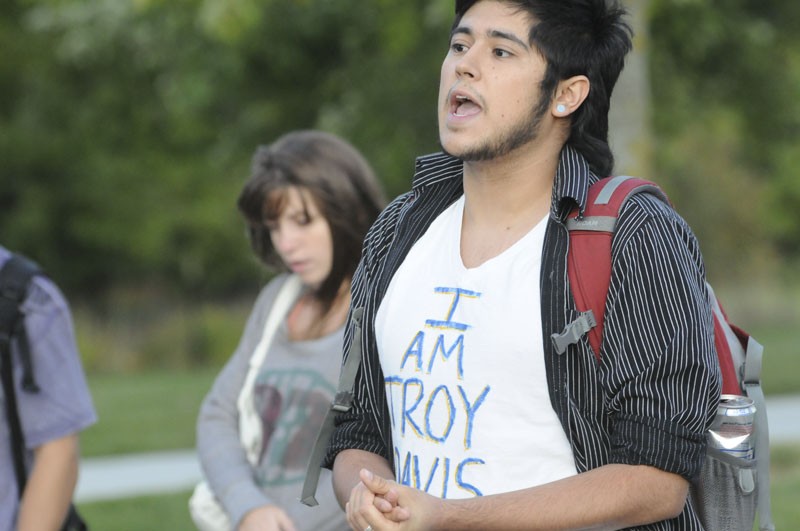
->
[[300, 307, 364, 507], [742, 337, 774, 531]]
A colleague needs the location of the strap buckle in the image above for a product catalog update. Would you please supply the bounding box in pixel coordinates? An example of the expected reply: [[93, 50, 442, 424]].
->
[[551, 310, 596, 354], [332, 391, 353, 413]]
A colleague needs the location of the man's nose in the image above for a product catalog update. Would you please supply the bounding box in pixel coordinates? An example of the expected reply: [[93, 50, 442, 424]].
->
[[455, 49, 480, 80]]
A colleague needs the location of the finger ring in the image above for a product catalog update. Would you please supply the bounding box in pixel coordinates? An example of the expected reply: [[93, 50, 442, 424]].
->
[[364, 526, 373, 531]]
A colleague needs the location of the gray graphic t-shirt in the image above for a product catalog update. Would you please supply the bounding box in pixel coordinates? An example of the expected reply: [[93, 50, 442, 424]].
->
[[251, 320, 346, 531]]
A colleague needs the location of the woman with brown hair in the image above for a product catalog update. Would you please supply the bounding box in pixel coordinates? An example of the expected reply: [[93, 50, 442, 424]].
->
[[193, 130, 384, 531]]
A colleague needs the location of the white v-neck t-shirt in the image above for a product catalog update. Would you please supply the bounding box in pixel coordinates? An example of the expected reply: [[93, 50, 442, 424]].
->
[[375, 195, 576, 499]]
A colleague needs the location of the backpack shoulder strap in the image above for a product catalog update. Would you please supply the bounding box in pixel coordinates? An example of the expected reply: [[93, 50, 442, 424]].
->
[[300, 307, 365, 507], [553, 176, 669, 360], [0, 253, 43, 392], [0, 253, 39, 339], [0, 252, 43, 496]]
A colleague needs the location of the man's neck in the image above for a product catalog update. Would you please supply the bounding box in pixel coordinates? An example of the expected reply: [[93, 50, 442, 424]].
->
[[461, 142, 560, 226], [458, 143, 562, 268]]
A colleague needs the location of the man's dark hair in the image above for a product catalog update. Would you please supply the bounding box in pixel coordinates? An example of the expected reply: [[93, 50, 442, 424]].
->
[[454, 0, 632, 176], [237, 130, 385, 308]]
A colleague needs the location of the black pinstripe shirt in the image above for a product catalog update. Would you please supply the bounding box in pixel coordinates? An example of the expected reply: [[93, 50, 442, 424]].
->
[[324, 146, 721, 529]]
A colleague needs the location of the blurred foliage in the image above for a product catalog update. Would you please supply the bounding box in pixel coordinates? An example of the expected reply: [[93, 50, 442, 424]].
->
[[1, 0, 798, 302], [648, 0, 800, 281], [73, 293, 251, 372], [1, 0, 452, 300]]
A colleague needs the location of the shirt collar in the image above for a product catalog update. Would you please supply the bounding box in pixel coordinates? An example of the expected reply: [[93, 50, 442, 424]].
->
[[411, 152, 463, 190], [411, 145, 594, 220], [553, 144, 593, 219]]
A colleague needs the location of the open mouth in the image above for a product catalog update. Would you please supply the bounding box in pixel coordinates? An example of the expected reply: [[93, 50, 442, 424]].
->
[[450, 92, 482, 117]]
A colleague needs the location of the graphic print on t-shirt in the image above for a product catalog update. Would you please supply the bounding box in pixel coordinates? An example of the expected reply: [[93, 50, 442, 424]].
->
[[253, 369, 334, 487], [384, 286, 491, 498], [377, 196, 576, 500]]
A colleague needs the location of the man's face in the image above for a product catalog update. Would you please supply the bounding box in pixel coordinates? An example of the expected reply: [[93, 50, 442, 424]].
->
[[438, 1, 551, 161]]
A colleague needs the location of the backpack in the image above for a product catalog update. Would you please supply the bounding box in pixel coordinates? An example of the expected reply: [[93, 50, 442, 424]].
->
[[0, 252, 88, 531], [554, 175, 774, 531]]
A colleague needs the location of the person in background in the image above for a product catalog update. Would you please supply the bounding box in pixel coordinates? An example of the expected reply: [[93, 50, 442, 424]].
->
[[323, 1, 721, 530], [0, 245, 97, 531], [195, 130, 385, 531]]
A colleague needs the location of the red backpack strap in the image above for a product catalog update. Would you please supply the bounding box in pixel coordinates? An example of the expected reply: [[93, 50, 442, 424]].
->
[[551, 176, 668, 360]]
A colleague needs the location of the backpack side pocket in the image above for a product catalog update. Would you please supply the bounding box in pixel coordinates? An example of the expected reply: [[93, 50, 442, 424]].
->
[[691, 447, 757, 531]]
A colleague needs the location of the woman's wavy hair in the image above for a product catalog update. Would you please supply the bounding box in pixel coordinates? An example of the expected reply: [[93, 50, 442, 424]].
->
[[454, 0, 632, 176], [237, 130, 385, 306]]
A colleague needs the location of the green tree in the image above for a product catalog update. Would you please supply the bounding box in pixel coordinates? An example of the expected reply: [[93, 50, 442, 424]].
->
[[648, 0, 800, 280], [0, 0, 453, 297]]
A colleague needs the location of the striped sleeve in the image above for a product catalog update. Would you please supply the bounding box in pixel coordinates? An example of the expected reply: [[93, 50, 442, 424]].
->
[[601, 193, 721, 479]]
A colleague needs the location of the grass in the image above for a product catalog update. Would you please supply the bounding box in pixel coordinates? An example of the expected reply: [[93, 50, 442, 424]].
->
[[769, 445, 800, 528], [75, 490, 195, 530], [81, 367, 219, 457]]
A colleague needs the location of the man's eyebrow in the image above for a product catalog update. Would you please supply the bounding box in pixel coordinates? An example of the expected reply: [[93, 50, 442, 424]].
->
[[449, 26, 529, 50], [488, 29, 529, 50], [450, 26, 472, 40]]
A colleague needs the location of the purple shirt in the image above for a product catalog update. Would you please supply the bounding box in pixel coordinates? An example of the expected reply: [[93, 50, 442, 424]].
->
[[0, 247, 97, 531]]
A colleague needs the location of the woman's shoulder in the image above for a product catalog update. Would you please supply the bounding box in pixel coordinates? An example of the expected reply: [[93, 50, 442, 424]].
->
[[249, 273, 298, 317]]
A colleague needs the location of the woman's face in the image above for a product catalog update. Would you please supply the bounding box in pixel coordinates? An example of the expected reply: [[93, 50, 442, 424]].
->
[[265, 186, 334, 289]]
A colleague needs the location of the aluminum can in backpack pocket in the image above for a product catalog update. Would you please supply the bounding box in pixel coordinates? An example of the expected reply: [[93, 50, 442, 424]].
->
[[707, 394, 756, 460]]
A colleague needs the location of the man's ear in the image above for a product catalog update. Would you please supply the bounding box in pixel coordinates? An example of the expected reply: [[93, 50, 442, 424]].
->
[[552, 75, 590, 117]]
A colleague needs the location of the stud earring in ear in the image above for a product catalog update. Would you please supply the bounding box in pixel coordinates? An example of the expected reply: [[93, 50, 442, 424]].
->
[[556, 104, 567, 114]]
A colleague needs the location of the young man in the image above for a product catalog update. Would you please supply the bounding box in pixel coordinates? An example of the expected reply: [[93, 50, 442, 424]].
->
[[323, 1, 720, 529], [0, 246, 97, 531]]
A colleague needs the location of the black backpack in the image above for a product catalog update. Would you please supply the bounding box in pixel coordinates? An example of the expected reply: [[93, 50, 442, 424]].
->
[[0, 252, 88, 531]]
